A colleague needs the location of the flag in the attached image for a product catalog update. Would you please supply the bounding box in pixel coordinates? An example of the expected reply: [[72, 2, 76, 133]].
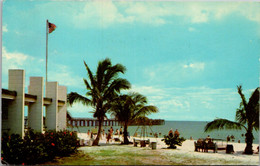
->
[[48, 22, 56, 33]]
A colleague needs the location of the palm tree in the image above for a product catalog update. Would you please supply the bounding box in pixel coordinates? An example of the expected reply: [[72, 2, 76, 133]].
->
[[204, 85, 259, 154], [109, 92, 158, 144], [67, 58, 131, 145]]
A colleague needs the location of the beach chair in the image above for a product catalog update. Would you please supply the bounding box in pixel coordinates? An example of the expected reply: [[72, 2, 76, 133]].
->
[[194, 139, 205, 152], [133, 138, 139, 147], [204, 141, 217, 153]]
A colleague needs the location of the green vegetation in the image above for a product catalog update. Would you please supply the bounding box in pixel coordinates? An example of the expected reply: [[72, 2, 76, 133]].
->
[[67, 58, 131, 146], [205, 85, 259, 154], [67, 58, 159, 146], [109, 92, 158, 144], [43, 146, 170, 165], [43, 145, 258, 165], [1, 130, 78, 165], [162, 134, 186, 149]]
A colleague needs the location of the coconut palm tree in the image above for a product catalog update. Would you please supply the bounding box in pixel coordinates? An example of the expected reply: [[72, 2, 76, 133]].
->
[[67, 58, 131, 145], [204, 86, 259, 154], [109, 92, 158, 144]]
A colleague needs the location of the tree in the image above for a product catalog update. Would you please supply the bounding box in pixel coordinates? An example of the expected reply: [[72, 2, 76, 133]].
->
[[109, 92, 158, 144], [67, 58, 131, 146], [204, 86, 259, 154]]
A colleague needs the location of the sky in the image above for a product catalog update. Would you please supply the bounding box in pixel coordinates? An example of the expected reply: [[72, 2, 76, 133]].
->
[[2, 0, 260, 121]]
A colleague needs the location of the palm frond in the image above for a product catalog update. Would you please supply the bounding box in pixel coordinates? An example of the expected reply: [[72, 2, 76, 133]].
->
[[104, 78, 131, 99], [97, 58, 111, 90], [247, 87, 259, 117], [237, 85, 248, 110], [204, 118, 245, 132], [132, 92, 147, 105], [105, 64, 126, 81], [66, 110, 72, 120], [248, 87, 260, 131], [138, 105, 159, 115], [235, 108, 246, 125], [84, 60, 96, 89], [83, 78, 92, 91], [67, 92, 91, 106]]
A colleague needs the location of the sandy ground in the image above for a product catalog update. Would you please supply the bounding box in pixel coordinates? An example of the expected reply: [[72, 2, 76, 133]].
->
[[77, 133, 259, 165]]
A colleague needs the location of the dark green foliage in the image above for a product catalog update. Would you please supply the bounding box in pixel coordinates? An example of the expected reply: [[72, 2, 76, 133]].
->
[[109, 92, 158, 144], [67, 58, 131, 145], [1, 130, 78, 165], [204, 86, 259, 154], [204, 118, 242, 132], [162, 134, 186, 149]]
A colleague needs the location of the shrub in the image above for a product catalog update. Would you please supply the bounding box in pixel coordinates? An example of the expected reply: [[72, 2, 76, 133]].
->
[[1, 130, 78, 165], [162, 134, 186, 149], [1, 133, 24, 164]]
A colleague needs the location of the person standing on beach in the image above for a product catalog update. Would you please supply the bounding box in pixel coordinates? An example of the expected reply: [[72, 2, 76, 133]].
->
[[227, 135, 230, 142], [106, 129, 111, 144], [102, 129, 105, 139], [87, 130, 90, 139], [115, 129, 119, 135], [174, 129, 180, 137], [110, 126, 114, 141], [168, 129, 174, 137]]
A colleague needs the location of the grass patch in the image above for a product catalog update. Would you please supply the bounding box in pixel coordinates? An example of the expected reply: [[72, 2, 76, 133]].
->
[[43, 145, 259, 165]]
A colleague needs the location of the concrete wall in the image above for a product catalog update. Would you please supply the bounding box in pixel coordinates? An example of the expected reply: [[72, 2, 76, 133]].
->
[[58, 85, 67, 131], [8, 70, 25, 137], [45, 82, 58, 131], [2, 69, 67, 137], [28, 77, 44, 133]]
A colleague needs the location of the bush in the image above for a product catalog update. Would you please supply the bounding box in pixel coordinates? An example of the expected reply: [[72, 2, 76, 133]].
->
[[162, 134, 186, 149], [1, 130, 78, 165]]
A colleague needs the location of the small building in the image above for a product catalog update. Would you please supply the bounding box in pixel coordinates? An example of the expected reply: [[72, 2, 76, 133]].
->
[[1, 69, 67, 138]]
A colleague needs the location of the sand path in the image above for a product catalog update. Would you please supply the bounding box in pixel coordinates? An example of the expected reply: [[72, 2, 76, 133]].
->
[[77, 134, 259, 165]]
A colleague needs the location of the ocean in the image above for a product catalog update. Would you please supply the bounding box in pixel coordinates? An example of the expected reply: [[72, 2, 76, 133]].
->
[[68, 121, 259, 144]]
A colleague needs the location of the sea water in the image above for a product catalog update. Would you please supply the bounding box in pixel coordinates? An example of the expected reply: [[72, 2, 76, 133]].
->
[[68, 121, 259, 144]]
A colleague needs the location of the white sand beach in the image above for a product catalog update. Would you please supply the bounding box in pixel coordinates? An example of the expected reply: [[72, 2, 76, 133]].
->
[[77, 133, 259, 165]]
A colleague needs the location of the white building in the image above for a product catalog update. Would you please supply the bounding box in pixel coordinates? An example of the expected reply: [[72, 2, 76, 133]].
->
[[2, 69, 67, 138]]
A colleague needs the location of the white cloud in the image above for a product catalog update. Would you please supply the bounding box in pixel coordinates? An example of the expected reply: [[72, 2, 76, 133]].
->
[[188, 27, 195, 32], [183, 62, 205, 71], [143, 61, 205, 84], [2, 47, 83, 90], [71, 1, 260, 28], [128, 85, 243, 121], [2, 47, 30, 69], [124, 2, 170, 25], [129, 85, 165, 96], [2, 47, 40, 89], [170, 2, 260, 24], [2, 25, 8, 32], [72, 1, 134, 28], [48, 64, 84, 88]]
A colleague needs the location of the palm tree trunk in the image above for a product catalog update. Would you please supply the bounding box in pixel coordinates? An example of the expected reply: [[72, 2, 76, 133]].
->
[[244, 127, 254, 154], [92, 118, 103, 146], [123, 121, 129, 144]]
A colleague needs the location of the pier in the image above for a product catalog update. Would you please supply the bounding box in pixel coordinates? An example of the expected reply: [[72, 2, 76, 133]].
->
[[67, 117, 165, 127]]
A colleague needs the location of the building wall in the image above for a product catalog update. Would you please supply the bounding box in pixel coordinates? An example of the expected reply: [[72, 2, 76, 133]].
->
[[1, 69, 67, 137], [58, 85, 67, 131], [7, 70, 25, 137], [28, 77, 44, 133], [45, 82, 58, 131]]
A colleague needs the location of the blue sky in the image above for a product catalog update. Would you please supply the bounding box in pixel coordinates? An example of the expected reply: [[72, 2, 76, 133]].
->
[[2, 0, 260, 121]]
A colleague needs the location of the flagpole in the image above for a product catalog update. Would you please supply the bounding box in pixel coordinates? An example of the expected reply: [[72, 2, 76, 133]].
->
[[46, 19, 48, 84]]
